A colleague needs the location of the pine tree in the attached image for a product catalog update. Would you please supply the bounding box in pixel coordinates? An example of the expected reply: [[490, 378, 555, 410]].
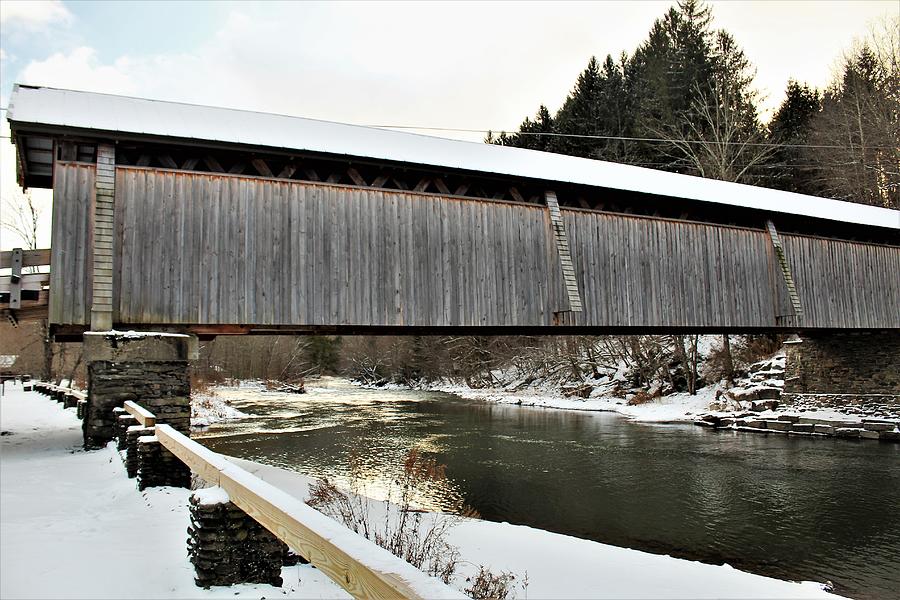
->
[[767, 80, 822, 194]]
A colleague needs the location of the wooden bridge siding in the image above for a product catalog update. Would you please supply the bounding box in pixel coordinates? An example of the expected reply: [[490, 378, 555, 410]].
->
[[49, 162, 94, 325], [780, 234, 900, 329], [48, 163, 899, 330], [564, 212, 778, 328], [113, 168, 557, 327]]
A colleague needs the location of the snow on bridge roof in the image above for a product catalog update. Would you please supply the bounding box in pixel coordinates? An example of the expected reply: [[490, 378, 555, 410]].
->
[[8, 84, 899, 231]]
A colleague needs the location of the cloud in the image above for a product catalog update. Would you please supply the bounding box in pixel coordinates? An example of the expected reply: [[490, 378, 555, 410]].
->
[[0, 1, 72, 29], [18, 46, 138, 95]]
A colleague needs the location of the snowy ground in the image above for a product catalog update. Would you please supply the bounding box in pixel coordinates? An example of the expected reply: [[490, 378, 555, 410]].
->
[[426, 379, 725, 423], [0, 383, 346, 600], [2, 383, 841, 599]]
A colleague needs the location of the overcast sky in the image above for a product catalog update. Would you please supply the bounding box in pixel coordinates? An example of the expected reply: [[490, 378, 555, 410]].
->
[[1, 0, 896, 250]]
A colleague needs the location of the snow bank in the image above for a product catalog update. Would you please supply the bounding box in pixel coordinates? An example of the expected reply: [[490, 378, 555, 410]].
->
[[229, 459, 839, 599], [426, 379, 724, 423], [191, 392, 249, 428], [0, 383, 348, 600], [2, 384, 841, 599]]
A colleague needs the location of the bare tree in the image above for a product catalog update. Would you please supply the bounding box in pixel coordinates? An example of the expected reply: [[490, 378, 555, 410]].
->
[[1, 192, 42, 250], [651, 80, 776, 184], [807, 17, 899, 208]]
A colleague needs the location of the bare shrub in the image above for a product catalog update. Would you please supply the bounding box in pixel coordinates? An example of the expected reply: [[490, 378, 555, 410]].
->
[[464, 566, 517, 600], [733, 335, 785, 368], [306, 448, 464, 583], [627, 389, 660, 405]]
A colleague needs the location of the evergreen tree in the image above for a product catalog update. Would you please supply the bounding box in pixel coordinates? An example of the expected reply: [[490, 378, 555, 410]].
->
[[767, 80, 822, 194], [551, 56, 606, 158]]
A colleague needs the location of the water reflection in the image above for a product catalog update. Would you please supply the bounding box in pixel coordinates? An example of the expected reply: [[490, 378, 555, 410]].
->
[[196, 379, 900, 600]]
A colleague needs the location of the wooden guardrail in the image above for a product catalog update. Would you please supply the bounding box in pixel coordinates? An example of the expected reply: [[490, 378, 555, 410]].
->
[[154, 424, 465, 600], [1, 248, 51, 321], [0, 248, 51, 269], [27, 383, 463, 599], [31, 381, 86, 410], [123, 401, 156, 426]]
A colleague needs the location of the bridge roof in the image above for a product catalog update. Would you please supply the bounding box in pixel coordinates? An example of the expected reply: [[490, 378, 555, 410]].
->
[[8, 84, 899, 231]]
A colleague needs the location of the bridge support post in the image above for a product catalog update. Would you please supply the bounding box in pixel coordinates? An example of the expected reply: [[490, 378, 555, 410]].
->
[[188, 487, 291, 588], [82, 331, 195, 449], [782, 331, 900, 414]]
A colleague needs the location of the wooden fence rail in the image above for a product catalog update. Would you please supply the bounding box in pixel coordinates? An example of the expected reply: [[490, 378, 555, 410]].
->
[[123, 400, 156, 426], [154, 423, 464, 600]]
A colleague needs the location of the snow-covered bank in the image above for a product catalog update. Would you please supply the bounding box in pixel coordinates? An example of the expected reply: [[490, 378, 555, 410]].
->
[[427, 379, 724, 423], [0, 383, 346, 600], [191, 384, 253, 428], [228, 458, 840, 599], [2, 384, 841, 599]]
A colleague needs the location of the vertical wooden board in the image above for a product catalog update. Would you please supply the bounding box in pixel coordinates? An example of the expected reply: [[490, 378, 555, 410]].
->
[[498, 204, 509, 325], [224, 177, 237, 324], [273, 182, 285, 324], [49, 165, 67, 323], [610, 216, 623, 326], [180, 175, 194, 323], [62, 165, 76, 323], [457, 202, 470, 326], [77, 166, 93, 324], [403, 194, 416, 326], [119, 169, 134, 321], [295, 184, 308, 325], [306, 186, 317, 325], [581, 216, 595, 324], [360, 189, 372, 325], [162, 172, 176, 320], [505, 205, 517, 326], [391, 192, 402, 326], [345, 189, 357, 324], [288, 182, 299, 325], [413, 195, 427, 326], [378, 190, 390, 326], [433, 197, 447, 326], [317, 187, 328, 325], [482, 203, 494, 325]]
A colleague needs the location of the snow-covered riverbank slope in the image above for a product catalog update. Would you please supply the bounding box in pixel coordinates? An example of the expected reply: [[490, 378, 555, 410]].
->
[[2, 383, 839, 599]]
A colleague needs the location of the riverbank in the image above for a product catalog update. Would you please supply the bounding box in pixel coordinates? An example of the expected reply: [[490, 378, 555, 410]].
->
[[2, 383, 842, 599]]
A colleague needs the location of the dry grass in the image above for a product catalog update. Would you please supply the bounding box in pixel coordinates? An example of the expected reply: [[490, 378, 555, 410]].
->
[[307, 449, 514, 595], [464, 566, 517, 600]]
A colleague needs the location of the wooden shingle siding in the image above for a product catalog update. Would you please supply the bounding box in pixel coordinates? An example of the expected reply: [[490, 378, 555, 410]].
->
[[48, 164, 900, 331]]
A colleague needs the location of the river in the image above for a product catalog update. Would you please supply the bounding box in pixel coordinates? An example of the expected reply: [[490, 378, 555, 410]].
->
[[194, 378, 900, 600]]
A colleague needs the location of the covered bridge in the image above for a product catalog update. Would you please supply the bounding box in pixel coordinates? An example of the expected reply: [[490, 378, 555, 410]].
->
[[5, 84, 899, 338]]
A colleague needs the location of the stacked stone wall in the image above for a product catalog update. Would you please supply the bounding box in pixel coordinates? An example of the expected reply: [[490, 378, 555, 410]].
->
[[82, 332, 194, 449], [125, 425, 154, 478], [784, 331, 900, 396], [84, 360, 189, 448], [187, 489, 288, 587], [136, 436, 191, 490]]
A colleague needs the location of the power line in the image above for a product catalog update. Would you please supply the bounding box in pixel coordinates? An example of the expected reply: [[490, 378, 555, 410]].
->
[[370, 125, 897, 150]]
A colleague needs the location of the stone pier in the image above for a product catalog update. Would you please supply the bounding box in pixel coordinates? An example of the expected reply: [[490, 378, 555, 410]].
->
[[82, 331, 195, 449], [187, 487, 292, 588], [783, 331, 900, 414]]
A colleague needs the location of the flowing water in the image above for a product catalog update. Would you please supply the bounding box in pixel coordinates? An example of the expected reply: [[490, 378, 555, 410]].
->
[[195, 379, 900, 599]]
